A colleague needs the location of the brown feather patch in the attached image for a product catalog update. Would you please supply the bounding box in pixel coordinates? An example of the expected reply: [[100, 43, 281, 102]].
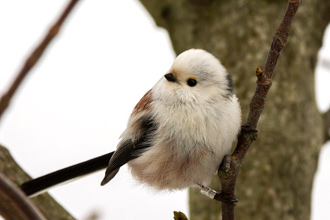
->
[[131, 89, 153, 116]]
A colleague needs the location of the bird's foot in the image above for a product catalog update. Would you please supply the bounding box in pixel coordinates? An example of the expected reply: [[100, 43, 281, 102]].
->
[[214, 190, 238, 204]]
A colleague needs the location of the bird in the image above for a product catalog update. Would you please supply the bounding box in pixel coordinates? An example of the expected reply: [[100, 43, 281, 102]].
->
[[20, 49, 241, 197]]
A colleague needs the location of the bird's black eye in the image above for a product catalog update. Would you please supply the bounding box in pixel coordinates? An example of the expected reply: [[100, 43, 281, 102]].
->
[[187, 77, 197, 87]]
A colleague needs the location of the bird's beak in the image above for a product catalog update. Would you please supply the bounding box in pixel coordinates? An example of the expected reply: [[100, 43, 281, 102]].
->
[[164, 73, 176, 82]]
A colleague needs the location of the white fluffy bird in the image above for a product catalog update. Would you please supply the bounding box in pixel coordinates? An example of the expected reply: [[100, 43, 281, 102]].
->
[[21, 49, 241, 196], [101, 49, 241, 190]]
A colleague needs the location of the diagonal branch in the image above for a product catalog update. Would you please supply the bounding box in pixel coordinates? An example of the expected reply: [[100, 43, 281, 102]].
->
[[0, 0, 80, 123], [215, 0, 303, 219], [323, 109, 330, 142], [0, 0, 80, 219], [0, 144, 75, 220], [0, 172, 45, 220]]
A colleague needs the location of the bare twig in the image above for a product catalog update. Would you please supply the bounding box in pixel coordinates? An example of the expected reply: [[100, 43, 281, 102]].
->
[[0, 172, 45, 220], [215, 1, 303, 219], [323, 109, 330, 142], [0, 0, 80, 122]]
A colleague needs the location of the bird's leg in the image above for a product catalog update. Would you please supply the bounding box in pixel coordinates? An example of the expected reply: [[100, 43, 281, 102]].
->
[[197, 183, 217, 199], [197, 183, 238, 203]]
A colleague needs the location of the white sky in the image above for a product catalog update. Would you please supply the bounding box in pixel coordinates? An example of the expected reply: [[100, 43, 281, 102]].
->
[[0, 1, 329, 220]]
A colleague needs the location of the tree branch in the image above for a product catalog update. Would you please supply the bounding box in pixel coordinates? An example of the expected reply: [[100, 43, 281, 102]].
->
[[0, 144, 75, 220], [215, 1, 302, 219], [0, 2, 81, 219], [323, 109, 330, 142], [0, 0, 80, 122], [0, 172, 45, 220]]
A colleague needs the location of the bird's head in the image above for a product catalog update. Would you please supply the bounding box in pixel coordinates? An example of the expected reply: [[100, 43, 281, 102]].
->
[[154, 49, 234, 105]]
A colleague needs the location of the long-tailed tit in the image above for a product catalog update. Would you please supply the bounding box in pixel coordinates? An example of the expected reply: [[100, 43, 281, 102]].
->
[[20, 49, 241, 197]]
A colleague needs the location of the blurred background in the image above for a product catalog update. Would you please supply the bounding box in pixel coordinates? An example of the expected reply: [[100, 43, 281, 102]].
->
[[0, 1, 329, 219]]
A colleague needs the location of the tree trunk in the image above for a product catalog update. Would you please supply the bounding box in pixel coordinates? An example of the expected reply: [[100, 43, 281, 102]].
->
[[139, 1, 330, 219], [0, 145, 75, 220]]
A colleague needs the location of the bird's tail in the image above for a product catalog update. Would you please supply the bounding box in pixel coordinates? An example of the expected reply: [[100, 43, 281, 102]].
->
[[20, 152, 114, 197]]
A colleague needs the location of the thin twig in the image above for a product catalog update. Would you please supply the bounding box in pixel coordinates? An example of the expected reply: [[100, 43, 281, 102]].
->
[[0, 0, 80, 122], [215, 1, 303, 220], [0, 172, 45, 220], [323, 109, 330, 142]]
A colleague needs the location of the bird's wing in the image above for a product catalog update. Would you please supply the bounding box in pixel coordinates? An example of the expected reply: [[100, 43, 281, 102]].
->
[[101, 89, 156, 186], [100, 139, 137, 185], [101, 115, 156, 185]]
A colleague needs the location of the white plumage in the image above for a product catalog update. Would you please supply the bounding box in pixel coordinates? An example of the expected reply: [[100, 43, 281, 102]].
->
[[102, 49, 241, 191]]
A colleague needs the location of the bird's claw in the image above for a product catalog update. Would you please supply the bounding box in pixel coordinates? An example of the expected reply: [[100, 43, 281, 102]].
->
[[214, 190, 238, 204]]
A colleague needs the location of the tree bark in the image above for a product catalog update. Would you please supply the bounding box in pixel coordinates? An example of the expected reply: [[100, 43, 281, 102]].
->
[[139, 0, 330, 219], [323, 109, 330, 142], [0, 145, 75, 220]]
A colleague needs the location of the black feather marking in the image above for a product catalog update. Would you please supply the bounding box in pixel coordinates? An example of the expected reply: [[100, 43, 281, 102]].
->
[[102, 140, 136, 178], [101, 115, 157, 185], [226, 74, 234, 94], [223, 74, 234, 99], [21, 152, 114, 196]]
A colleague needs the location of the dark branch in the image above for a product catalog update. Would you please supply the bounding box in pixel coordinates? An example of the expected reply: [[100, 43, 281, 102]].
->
[[323, 109, 330, 142], [0, 144, 75, 220], [0, 0, 80, 122], [0, 172, 45, 220], [215, 1, 302, 219]]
